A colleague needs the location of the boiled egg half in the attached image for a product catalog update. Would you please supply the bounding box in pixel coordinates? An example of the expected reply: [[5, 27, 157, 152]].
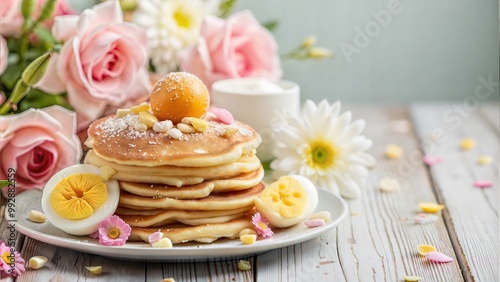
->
[[255, 175, 318, 228], [41, 164, 120, 236]]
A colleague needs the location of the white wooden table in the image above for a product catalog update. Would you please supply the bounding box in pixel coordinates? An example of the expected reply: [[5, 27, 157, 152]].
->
[[1, 102, 498, 281]]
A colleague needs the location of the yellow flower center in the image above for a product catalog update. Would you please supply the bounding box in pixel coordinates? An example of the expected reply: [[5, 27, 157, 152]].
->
[[173, 8, 191, 29], [1, 251, 12, 264], [257, 221, 268, 231], [306, 139, 337, 169], [108, 228, 121, 239]]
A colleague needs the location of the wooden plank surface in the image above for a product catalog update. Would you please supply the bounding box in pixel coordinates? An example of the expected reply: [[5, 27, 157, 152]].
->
[[410, 102, 499, 281], [1, 103, 497, 281], [337, 105, 462, 281]]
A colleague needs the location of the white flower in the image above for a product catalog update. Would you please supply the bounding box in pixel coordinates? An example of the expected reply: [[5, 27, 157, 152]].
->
[[132, 0, 220, 74], [270, 100, 375, 198]]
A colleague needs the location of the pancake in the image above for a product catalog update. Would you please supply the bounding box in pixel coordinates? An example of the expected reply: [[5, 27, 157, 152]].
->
[[115, 205, 253, 227], [84, 149, 261, 179], [128, 216, 254, 244], [119, 182, 264, 211], [119, 166, 264, 198], [86, 114, 261, 167]]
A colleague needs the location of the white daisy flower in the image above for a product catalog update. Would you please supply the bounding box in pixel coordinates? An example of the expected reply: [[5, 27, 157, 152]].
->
[[270, 100, 375, 198], [132, 0, 220, 74]]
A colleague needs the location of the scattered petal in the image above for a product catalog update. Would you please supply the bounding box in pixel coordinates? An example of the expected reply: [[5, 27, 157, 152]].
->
[[86, 266, 103, 274], [210, 107, 235, 125], [148, 231, 163, 245], [423, 155, 443, 166], [418, 202, 445, 213], [385, 144, 404, 159], [426, 251, 453, 263], [305, 219, 325, 228], [473, 180, 492, 188], [403, 275, 422, 282], [460, 138, 475, 150], [351, 211, 361, 216], [414, 213, 439, 224], [417, 244, 437, 256], [378, 177, 400, 192], [477, 155, 493, 165]]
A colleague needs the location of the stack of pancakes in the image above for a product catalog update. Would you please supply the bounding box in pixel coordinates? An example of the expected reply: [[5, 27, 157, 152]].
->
[[84, 113, 264, 244]]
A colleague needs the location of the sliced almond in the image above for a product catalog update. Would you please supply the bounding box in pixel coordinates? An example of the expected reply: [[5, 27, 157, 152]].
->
[[100, 166, 116, 181], [177, 123, 195, 134], [130, 102, 150, 114], [139, 111, 158, 128], [152, 238, 173, 248], [240, 234, 257, 245], [237, 260, 251, 271], [29, 256, 48, 269], [86, 266, 103, 275], [223, 126, 238, 137], [28, 210, 46, 223], [239, 228, 257, 237], [191, 118, 209, 132], [116, 108, 132, 118]]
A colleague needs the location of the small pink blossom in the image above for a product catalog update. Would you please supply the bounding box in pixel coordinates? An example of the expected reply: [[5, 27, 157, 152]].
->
[[98, 215, 131, 246], [473, 180, 493, 188], [423, 155, 443, 166], [251, 212, 274, 237], [0, 242, 25, 277]]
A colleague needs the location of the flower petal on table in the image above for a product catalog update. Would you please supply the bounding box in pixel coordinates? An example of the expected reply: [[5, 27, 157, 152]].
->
[[426, 251, 453, 263]]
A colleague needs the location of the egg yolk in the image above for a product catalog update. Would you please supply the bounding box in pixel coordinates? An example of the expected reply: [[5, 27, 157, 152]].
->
[[49, 173, 107, 220], [150, 72, 209, 124], [260, 176, 307, 218]]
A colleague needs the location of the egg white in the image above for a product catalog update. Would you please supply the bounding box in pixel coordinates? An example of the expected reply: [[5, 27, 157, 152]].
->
[[255, 175, 319, 228], [41, 164, 120, 236]]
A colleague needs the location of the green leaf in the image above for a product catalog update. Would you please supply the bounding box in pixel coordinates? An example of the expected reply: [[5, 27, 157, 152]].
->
[[219, 0, 238, 18], [19, 89, 71, 112], [38, 0, 57, 22], [34, 26, 55, 48], [0, 180, 12, 189], [21, 0, 36, 19], [262, 20, 279, 32], [0, 63, 24, 90]]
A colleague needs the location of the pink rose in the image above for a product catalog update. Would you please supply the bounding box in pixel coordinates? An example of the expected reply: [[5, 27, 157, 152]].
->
[[36, 1, 151, 130], [180, 10, 282, 90], [0, 35, 7, 75], [0, 0, 74, 37], [0, 106, 82, 195], [0, 0, 23, 37]]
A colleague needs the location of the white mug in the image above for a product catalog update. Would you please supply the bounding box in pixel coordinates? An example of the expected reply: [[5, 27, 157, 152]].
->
[[211, 78, 300, 163]]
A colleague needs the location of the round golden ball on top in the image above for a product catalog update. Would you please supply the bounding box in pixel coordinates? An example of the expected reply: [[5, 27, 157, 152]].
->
[[150, 72, 210, 124]]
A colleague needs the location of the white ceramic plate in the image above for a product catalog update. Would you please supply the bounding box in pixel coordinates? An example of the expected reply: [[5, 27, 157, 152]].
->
[[12, 189, 347, 262]]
